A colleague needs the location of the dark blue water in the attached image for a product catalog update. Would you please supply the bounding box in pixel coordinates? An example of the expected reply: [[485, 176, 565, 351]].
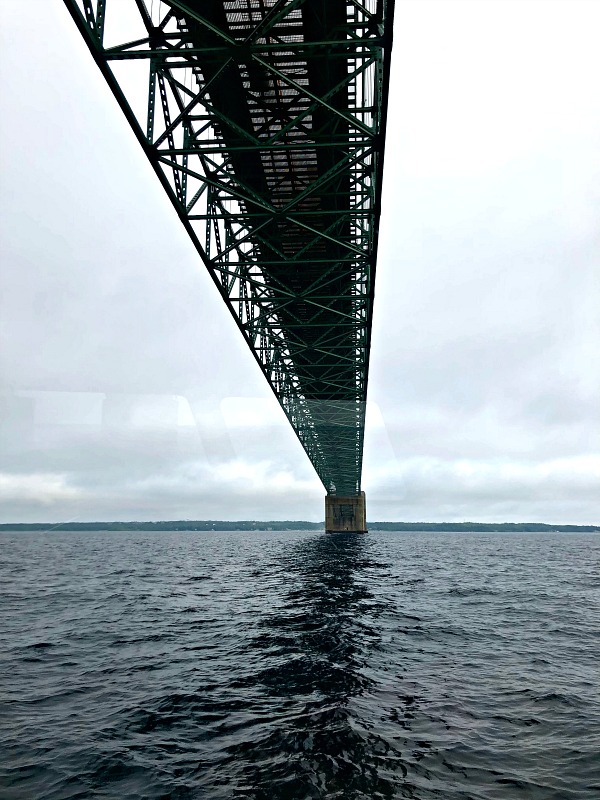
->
[[1, 530, 599, 799]]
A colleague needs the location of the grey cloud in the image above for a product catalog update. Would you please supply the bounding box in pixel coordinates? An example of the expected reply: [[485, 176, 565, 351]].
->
[[1, 0, 598, 524]]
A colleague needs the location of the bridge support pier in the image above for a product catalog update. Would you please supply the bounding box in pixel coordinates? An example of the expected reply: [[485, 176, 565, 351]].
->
[[325, 492, 367, 533]]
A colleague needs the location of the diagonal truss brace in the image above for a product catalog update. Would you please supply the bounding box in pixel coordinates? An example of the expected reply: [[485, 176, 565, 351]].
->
[[62, 0, 395, 496]]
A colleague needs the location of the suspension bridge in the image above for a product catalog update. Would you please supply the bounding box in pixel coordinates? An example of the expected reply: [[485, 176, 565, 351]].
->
[[63, 0, 395, 532]]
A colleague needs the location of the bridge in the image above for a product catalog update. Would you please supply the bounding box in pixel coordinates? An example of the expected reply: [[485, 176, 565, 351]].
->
[[64, 0, 395, 532]]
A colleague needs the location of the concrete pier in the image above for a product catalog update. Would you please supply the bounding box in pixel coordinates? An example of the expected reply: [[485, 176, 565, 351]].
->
[[325, 492, 367, 533]]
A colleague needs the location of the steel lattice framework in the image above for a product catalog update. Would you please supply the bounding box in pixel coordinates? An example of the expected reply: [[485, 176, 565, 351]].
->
[[63, 0, 395, 496]]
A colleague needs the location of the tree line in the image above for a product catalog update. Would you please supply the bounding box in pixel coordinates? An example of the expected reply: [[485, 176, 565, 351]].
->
[[0, 521, 597, 532]]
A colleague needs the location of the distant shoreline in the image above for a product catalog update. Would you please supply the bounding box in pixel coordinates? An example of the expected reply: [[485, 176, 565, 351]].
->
[[0, 521, 597, 533]]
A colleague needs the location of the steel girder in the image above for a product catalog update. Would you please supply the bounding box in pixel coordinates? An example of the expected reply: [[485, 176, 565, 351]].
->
[[62, 0, 395, 496]]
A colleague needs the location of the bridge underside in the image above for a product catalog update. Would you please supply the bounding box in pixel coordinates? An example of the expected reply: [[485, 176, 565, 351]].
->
[[64, 0, 395, 496]]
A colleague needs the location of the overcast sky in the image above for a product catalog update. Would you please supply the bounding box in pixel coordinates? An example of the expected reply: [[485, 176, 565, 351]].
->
[[1, 0, 598, 524]]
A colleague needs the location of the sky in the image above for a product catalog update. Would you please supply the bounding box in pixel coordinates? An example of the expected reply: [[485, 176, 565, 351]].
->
[[1, 0, 599, 524]]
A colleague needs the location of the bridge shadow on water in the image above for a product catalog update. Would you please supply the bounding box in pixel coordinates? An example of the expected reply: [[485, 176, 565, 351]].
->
[[222, 533, 417, 800]]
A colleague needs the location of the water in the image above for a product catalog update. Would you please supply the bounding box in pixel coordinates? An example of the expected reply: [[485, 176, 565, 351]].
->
[[1, 530, 599, 800]]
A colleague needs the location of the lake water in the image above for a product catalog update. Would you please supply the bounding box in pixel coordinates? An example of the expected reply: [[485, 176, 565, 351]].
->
[[1, 530, 599, 799]]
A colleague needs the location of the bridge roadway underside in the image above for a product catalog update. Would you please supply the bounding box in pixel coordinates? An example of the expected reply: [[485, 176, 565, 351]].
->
[[64, 0, 395, 499]]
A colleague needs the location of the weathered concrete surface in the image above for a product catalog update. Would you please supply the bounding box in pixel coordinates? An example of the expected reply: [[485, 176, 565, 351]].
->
[[325, 492, 367, 533]]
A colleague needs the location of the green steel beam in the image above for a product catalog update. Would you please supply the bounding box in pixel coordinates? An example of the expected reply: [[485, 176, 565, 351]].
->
[[62, 0, 395, 496]]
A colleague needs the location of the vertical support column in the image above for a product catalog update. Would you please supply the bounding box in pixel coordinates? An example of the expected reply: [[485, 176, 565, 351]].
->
[[325, 492, 367, 533]]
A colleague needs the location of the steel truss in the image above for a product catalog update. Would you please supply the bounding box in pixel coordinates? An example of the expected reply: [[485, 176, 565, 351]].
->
[[63, 0, 395, 496]]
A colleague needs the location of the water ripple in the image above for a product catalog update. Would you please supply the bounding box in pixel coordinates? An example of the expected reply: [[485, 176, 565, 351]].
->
[[1, 529, 599, 799]]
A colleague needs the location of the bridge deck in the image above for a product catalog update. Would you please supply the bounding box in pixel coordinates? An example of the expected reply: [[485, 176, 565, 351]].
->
[[64, 0, 395, 495]]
